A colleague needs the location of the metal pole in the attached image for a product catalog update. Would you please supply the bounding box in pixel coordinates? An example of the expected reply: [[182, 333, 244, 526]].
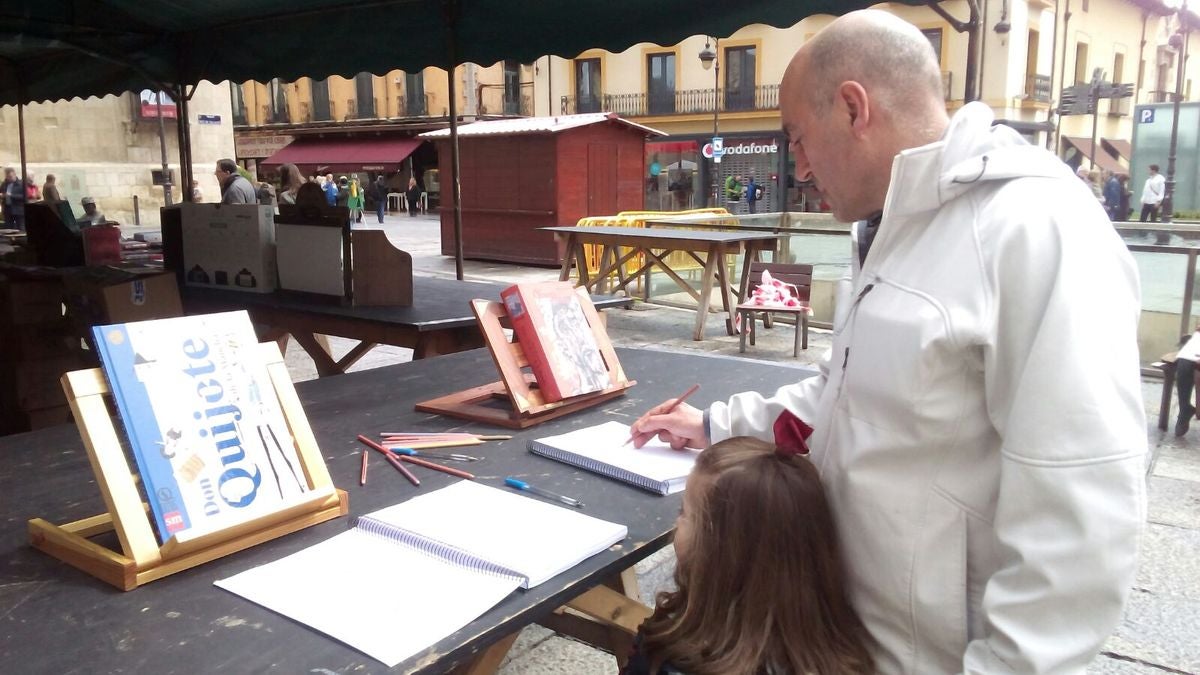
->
[[1163, 2, 1188, 224], [446, 1, 465, 281], [156, 90, 174, 206], [1089, 76, 1100, 171], [713, 38, 720, 208], [17, 102, 26, 203], [1054, 0, 1072, 154]]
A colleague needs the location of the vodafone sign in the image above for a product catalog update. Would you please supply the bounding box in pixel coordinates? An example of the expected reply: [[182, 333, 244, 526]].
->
[[701, 139, 779, 159]]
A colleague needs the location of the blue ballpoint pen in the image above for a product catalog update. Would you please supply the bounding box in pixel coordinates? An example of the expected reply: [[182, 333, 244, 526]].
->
[[504, 477, 584, 508]]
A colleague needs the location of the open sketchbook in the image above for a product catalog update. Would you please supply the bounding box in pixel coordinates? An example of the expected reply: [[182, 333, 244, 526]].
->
[[529, 421, 699, 495], [215, 480, 627, 667]]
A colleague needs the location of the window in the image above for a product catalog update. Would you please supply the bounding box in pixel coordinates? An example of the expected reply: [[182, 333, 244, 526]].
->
[[355, 72, 375, 118], [504, 60, 521, 115], [1074, 42, 1089, 85], [1026, 29, 1039, 78], [922, 27, 943, 64], [724, 45, 756, 111], [647, 52, 676, 114], [268, 78, 289, 124], [575, 58, 602, 113], [310, 78, 331, 121], [230, 82, 247, 125], [405, 71, 426, 115]]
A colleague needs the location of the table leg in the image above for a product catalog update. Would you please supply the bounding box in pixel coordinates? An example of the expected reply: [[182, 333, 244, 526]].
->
[[714, 244, 736, 335], [694, 244, 721, 341], [448, 632, 520, 675], [557, 234, 574, 282], [574, 240, 592, 290], [291, 332, 343, 377]]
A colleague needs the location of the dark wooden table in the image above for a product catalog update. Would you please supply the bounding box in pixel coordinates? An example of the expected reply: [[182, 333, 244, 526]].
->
[[183, 276, 630, 376], [0, 347, 809, 674], [543, 226, 782, 341]]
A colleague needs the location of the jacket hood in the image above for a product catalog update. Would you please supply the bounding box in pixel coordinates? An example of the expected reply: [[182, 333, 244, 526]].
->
[[888, 102, 1072, 217]]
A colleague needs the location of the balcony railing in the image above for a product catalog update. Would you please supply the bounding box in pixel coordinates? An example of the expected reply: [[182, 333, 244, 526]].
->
[[398, 94, 429, 117], [1024, 73, 1052, 103], [350, 98, 380, 119], [262, 103, 290, 125], [561, 84, 781, 117]]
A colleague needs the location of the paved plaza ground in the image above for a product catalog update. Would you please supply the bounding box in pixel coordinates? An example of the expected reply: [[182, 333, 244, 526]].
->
[[281, 212, 1199, 674]]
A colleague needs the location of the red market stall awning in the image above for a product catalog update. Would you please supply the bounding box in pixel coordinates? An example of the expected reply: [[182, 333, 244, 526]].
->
[[262, 137, 423, 174]]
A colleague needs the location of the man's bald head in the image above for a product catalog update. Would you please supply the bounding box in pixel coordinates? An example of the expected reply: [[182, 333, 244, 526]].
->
[[786, 10, 944, 118]]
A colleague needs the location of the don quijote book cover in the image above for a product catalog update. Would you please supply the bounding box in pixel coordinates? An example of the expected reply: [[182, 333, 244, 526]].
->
[[94, 311, 311, 543]]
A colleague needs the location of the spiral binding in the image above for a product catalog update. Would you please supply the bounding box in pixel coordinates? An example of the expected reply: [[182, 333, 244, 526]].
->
[[355, 516, 526, 584], [529, 441, 668, 495]]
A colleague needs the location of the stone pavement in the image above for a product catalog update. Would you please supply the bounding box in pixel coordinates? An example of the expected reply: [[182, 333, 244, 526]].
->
[[282, 214, 1199, 674]]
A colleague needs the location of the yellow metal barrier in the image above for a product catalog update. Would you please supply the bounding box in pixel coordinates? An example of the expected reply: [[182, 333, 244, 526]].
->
[[573, 209, 736, 285]]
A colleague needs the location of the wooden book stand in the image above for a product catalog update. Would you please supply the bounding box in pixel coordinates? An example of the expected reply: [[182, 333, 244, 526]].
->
[[416, 288, 634, 428], [28, 342, 348, 591]]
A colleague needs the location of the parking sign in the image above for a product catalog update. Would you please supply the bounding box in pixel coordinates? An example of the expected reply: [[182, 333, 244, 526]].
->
[[1140, 109, 1156, 124]]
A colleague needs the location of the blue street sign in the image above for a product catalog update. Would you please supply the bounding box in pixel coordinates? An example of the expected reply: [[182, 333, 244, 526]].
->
[[1139, 109, 1156, 124]]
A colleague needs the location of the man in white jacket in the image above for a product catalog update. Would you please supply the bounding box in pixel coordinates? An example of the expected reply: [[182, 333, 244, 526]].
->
[[631, 10, 1146, 675]]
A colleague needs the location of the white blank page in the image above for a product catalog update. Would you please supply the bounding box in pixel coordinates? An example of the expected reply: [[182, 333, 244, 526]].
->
[[365, 481, 628, 588], [535, 421, 699, 482]]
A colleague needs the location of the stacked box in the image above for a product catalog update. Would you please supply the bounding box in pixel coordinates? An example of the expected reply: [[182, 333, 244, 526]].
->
[[0, 273, 90, 435]]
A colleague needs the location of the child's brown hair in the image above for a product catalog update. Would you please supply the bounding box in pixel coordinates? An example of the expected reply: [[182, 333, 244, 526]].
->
[[640, 436, 873, 674]]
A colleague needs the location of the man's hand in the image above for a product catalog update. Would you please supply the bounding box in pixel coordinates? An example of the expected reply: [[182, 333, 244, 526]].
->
[[630, 400, 708, 450]]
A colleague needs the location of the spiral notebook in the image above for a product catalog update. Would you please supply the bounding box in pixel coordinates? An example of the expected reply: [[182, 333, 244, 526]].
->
[[529, 421, 699, 495], [215, 481, 627, 667]]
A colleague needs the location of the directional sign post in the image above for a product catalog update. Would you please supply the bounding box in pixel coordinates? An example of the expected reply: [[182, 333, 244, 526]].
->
[[712, 136, 724, 164]]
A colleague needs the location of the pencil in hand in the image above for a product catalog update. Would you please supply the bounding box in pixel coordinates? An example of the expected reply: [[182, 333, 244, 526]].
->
[[624, 383, 701, 446]]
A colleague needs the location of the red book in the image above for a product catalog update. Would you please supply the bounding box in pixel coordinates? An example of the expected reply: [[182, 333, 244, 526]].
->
[[82, 225, 122, 266], [501, 281, 610, 403]]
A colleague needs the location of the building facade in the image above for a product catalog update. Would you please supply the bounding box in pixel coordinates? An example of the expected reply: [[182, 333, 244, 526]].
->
[[0, 82, 235, 227]]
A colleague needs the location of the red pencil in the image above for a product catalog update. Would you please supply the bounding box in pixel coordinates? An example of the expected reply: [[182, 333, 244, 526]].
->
[[397, 454, 476, 481], [357, 435, 420, 487], [359, 449, 369, 486]]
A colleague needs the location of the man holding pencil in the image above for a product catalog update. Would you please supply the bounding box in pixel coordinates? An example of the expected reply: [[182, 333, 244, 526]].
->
[[630, 11, 1145, 675]]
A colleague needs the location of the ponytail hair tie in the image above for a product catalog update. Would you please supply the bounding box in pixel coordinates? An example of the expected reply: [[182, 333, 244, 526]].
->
[[773, 410, 813, 456]]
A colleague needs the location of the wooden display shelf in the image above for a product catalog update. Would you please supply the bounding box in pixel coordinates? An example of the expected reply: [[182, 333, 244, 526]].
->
[[28, 341, 348, 591]]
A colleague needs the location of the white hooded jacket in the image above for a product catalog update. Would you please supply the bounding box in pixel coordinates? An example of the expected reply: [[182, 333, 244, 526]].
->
[[708, 103, 1146, 674]]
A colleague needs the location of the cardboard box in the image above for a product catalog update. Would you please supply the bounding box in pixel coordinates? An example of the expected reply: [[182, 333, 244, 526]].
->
[[65, 269, 183, 326], [180, 203, 276, 293]]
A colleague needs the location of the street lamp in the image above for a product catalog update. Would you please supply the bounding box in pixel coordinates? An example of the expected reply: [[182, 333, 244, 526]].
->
[[699, 38, 719, 207], [1162, 1, 1190, 224]]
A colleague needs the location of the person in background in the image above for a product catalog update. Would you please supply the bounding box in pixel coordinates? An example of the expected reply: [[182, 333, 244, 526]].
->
[[24, 174, 39, 202], [626, 436, 873, 675], [277, 163, 305, 206], [191, 179, 203, 202], [256, 181, 277, 206], [745, 175, 760, 214], [1104, 170, 1122, 221], [1119, 173, 1133, 221], [41, 174, 62, 203], [214, 158, 256, 204], [347, 177, 364, 223], [631, 10, 1145, 673], [1141, 163, 1166, 222], [1077, 166, 1104, 204], [77, 196, 106, 226], [324, 172, 338, 206], [4, 167, 26, 231], [405, 176, 421, 217], [724, 174, 743, 204], [372, 174, 388, 223]]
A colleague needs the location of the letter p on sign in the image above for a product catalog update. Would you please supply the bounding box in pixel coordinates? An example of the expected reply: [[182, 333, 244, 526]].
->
[[1140, 109, 1156, 124]]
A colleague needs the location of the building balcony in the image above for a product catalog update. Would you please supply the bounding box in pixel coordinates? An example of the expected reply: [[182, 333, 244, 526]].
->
[[261, 104, 290, 125], [398, 94, 429, 117], [232, 106, 248, 126], [560, 84, 781, 117], [1024, 73, 1052, 103]]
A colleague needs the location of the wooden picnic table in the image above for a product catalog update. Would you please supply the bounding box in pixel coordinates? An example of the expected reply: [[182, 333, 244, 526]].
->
[[543, 226, 782, 340], [0, 346, 810, 674]]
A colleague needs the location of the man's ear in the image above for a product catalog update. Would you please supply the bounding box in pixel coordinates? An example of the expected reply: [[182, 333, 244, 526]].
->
[[837, 81, 871, 138]]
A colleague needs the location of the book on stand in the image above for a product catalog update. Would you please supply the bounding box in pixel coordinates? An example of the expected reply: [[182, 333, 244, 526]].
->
[[529, 421, 698, 495], [91, 310, 312, 544], [215, 480, 627, 667], [501, 281, 611, 403]]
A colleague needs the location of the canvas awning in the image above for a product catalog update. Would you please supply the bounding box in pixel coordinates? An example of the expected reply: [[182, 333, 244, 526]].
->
[[1103, 138, 1133, 163], [262, 137, 423, 174], [1063, 136, 1126, 174]]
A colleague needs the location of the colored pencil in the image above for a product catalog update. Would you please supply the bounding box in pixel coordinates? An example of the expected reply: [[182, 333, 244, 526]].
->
[[624, 383, 701, 446], [380, 432, 511, 441], [359, 449, 369, 486], [357, 435, 420, 486], [396, 454, 476, 480], [380, 439, 483, 450]]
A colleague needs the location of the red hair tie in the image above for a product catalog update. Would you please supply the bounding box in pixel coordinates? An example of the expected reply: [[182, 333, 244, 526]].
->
[[773, 410, 813, 456]]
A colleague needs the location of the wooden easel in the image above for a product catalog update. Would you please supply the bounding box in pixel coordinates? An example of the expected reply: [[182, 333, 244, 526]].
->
[[416, 288, 634, 428], [27, 342, 348, 591]]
